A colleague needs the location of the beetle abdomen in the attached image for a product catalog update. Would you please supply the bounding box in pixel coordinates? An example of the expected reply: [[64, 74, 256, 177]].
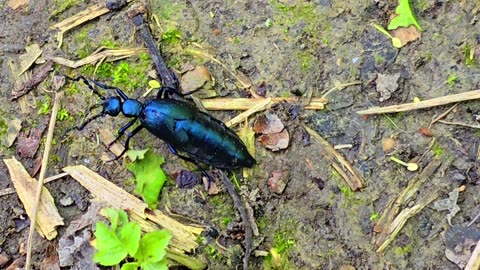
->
[[140, 99, 255, 169]]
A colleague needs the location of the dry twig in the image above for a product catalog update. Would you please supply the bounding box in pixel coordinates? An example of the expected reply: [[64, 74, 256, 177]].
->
[[303, 125, 365, 190], [357, 89, 480, 115], [201, 97, 327, 111]]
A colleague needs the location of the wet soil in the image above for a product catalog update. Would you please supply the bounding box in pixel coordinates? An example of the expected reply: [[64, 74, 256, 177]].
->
[[1, 0, 480, 269]]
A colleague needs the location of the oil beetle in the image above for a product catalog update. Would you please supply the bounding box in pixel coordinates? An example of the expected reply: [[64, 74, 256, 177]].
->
[[66, 76, 256, 172]]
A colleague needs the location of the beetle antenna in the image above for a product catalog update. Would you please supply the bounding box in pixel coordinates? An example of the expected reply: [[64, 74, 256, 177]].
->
[[65, 75, 106, 100], [61, 103, 104, 138]]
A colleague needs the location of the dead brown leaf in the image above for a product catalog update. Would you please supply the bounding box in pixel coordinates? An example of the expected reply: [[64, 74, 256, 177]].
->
[[267, 170, 289, 194], [180, 66, 212, 94], [16, 126, 45, 158], [258, 129, 289, 151], [391, 25, 421, 47], [253, 114, 284, 134]]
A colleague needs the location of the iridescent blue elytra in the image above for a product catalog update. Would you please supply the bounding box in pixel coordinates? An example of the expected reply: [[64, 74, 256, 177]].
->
[[70, 76, 256, 170]]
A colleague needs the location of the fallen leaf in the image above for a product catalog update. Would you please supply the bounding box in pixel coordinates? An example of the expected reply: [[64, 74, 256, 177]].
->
[[443, 225, 480, 268], [58, 203, 101, 267], [391, 25, 421, 47], [253, 114, 284, 134], [4, 157, 64, 240], [267, 170, 290, 194], [180, 66, 212, 94], [175, 170, 201, 189], [16, 126, 45, 158], [258, 129, 289, 151], [376, 73, 401, 102], [433, 187, 461, 225], [18, 43, 43, 76], [387, 0, 423, 31], [2, 118, 22, 147], [41, 244, 60, 270]]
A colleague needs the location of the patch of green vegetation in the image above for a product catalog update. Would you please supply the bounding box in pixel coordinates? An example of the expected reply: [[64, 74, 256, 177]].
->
[[232, 36, 242, 45], [447, 73, 458, 86], [0, 117, 8, 138], [463, 44, 479, 66], [263, 220, 297, 270], [257, 216, 268, 231], [369, 212, 381, 221], [432, 141, 444, 157], [37, 96, 52, 115], [50, 0, 81, 17], [71, 24, 96, 59], [297, 51, 314, 71], [57, 108, 74, 122], [374, 53, 386, 64], [64, 83, 79, 95], [205, 244, 223, 260], [161, 29, 182, 45], [393, 244, 413, 256], [93, 208, 171, 269], [382, 113, 403, 130], [339, 185, 354, 197], [101, 39, 117, 49]]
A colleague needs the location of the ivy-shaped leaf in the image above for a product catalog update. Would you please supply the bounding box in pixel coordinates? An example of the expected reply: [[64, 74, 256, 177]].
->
[[134, 230, 171, 266], [127, 149, 167, 208], [388, 0, 423, 31], [93, 223, 129, 266]]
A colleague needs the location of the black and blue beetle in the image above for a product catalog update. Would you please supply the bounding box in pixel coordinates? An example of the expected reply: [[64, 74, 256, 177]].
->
[[68, 76, 256, 171]]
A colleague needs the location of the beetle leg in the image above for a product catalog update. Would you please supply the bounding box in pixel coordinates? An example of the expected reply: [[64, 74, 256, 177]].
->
[[167, 144, 213, 188], [108, 118, 138, 149], [108, 125, 143, 162]]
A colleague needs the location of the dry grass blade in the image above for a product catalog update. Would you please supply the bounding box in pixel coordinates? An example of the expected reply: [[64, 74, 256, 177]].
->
[[3, 157, 64, 240], [50, 3, 110, 47], [357, 89, 480, 115], [225, 98, 272, 127], [373, 160, 443, 252], [201, 97, 327, 111], [49, 48, 145, 69], [303, 125, 365, 190], [23, 91, 62, 270], [62, 165, 203, 253]]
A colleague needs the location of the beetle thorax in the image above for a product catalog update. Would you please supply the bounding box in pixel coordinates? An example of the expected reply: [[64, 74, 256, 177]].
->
[[122, 99, 142, 117]]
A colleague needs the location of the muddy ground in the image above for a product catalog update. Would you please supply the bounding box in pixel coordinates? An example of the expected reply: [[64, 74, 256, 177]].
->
[[1, 0, 480, 269]]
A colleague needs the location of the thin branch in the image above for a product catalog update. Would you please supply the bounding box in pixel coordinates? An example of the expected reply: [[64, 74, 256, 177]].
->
[[25, 92, 62, 270]]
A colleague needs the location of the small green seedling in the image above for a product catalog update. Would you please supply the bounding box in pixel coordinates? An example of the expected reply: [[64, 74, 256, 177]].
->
[[143, 80, 162, 97], [390, 156, 418, 171], [93, 208, 172, 270], [372, 23, 402, 48], [126, 149, 167, 209]]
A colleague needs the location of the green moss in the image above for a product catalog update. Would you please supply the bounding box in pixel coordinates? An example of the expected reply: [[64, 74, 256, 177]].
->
[[101, 39, 117, 49], [463, 43, 479, 66], [374, 53, 386, 64], [369, 212, 381, 221], [447, 73, 458, 86], [37, 96, 52, 115], [393, 244, 413, 256], [432, 141, 444, 157], [50, 0, 81, 17], [297, 51, 314, 71], [161, 29, 182, 45], [0, 117, 7, 138]]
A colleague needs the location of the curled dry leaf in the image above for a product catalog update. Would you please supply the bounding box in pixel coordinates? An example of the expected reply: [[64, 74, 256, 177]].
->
[[253, 114, 284, 134], [267, 170, 290, 194], [16, 128, 43, 158], [391, 25, 421, 47], [258, 129, 289, 151], [16, 126, 45, 158], [175, 170, 201, 189], [180, 66, 212, 94]]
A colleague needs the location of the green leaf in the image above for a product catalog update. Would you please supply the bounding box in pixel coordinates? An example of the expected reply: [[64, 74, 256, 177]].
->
[[121, 262, 140, 270], [141, 258, 169, 270], [126, 149, 149, 162], [94, 222, 128, 266], [134, 230, 172, 264], [388, 0, 423, 31], [100, 208, 120, 231], [126, 150, 167, 208], [120, 222, 142, 257]]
